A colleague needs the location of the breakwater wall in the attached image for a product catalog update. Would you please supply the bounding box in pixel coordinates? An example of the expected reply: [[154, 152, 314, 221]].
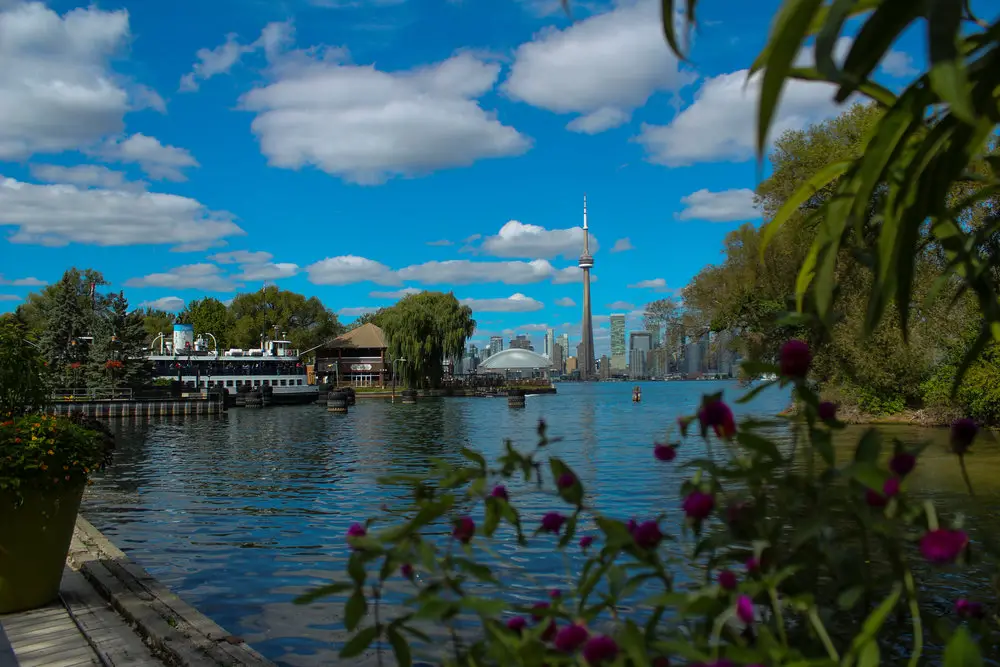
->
[[47, 395, 226, 419]]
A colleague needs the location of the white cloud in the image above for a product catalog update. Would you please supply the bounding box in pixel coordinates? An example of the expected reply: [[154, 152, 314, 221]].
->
[[607, 300, 635, 310], [131, 84, 166, 113], [503, 1, 687, 134], [29, 163, 141, 190], [0, 176, 244, 248], [426, 239, 453, 247], [478, 220, 596, 259], [338, 306, 379, 317], [398, 259, 557, 285], [0, 294, 20, 302], [140, 296, 185, 312], [611, 237, 633, 252], [236, 262, 299, 281], [552, 266, 597, 284], [209, 250, 274, 264], [170, 240, 227, 253], [676, 188, 760, 222], [125, 264, 236, 291], [880, 50, 917, 78], [628, 278, 666, 289], [98, 134, 199, 181], [0, 274, 46, 286], [370, 287, 421, 298], [555, 296, 576, 307], [307, 255, 400, 285], [636, 69, 846, 166], [460, 293, 544, 312], [180, 33, 255, 91], [241, 49, 530, 184], [0, 2, 131, 159]]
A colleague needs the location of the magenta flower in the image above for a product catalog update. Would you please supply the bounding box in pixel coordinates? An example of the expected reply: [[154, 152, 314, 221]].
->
[[718, 569, 737, 591], [347, 523, 366, 539], [955, 598, 985, 619], [890, 451, 916, 477], [746, 557, 760, 574], [452, 516, 476, 544], [818, 401, 837, 421], [654, 443, 677, 461], [632, 520, 663, 549], [579, 535, 594, 549], [491, 485, 509, 500], [736, 595, 754, 624], [553, 623, 589, 652], [920, 529, 968, 564], [951, 418, 978, 454], [531, 602, 549, 621], [582, 635, 619, 664], [557, 472, 576, 489], [698, 400, 736, 438], [867, 477, 901, 507], [507, 616, 527, 633], [779, 339, 811, 378], [883, 477, 900, 497], [683, 491, 716, 520], [541, 512, 566, 533], [400, 563, 413, 578], [549, 589, 562, 599]]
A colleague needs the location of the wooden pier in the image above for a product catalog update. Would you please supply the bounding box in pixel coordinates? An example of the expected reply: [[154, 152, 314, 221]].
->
[[0, 518, 271, 667]]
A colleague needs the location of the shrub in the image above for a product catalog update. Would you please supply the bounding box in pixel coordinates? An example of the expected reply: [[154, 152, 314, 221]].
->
[[0, 318, 49, 418], [295, 343, 992, 666]]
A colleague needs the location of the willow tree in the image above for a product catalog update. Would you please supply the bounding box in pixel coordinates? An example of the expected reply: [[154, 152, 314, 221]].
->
[[378, 292, 475, 389]]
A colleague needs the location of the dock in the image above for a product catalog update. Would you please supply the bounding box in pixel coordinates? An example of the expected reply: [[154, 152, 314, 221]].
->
[[0, 518, 272, 667]]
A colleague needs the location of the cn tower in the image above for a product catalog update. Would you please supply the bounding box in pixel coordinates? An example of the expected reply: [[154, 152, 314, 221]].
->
[[578, 195, 596, 380]]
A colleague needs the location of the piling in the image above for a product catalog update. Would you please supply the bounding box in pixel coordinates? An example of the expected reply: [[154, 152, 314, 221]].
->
[[327, 390, 349, 413], [261, 385, 273, 407], [508, 389, 526, 409], [235, 384, 249, 407], [401, 389, 418, 405], [245, 390, 264, 409]]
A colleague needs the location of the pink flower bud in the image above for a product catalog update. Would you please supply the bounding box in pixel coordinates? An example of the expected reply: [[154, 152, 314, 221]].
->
[[507, 616, 527, 633], [553, 623, 588, 652], [654, 443, 677, 461], [890, 451, 916, 477], [818, 401, 837, 421], [346, 523, 366, 549], [955, 598, 984, 619], [452, 516, 475, 544], [400, 563, 413, 578], [579, 535, 594, 549], [736, 595, 755, 624], [779, 339, 811, 378], [951, 418, 978, 454], [718, 569, 737, 591], [920, 528, 968, 564], [698, 400, 736, 439], [582, 635, 619, 664], [557, 472, 576, 489], [631, 520, 663, 549], [541, 512, 566, 533], [683, 491, 715, 520], [491, 485, 509, 500]]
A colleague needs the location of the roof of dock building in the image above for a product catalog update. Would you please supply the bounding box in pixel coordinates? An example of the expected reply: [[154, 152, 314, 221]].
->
[[324, 323, 387, 350]]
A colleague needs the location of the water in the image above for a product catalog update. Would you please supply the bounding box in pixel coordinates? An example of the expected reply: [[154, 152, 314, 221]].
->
[[82, 382, 1000, 666]]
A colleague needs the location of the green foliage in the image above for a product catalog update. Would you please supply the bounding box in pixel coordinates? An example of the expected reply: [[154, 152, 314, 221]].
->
[[0, 318, 48, 417], [0, 413, 114, 498], [378, 292, 475, 389], [179, 298, 235, 350], [37, 272, 94, 388], [296, 373, 993, 665], [228, 286, 343, 353], [141, 308, 177, 342], [16, 268, 109, 338], [87, 292, 152, 390]]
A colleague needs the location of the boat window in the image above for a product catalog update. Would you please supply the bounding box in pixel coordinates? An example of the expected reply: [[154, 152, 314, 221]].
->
[[254, 379, 260, 387], [297, 379, 303, 385], [226, 380, 233, 387]]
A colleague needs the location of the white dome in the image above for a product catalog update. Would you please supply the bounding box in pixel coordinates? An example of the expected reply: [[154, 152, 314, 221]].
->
[[479, 348, 552, 371]]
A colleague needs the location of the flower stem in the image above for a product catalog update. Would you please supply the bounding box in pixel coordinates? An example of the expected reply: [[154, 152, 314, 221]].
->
[[768, 587, 788, 647], [903, 568, 923, 667], [958, 454, 976, 497], [808, 608, 839, 661], [372, 583, 383, 667]]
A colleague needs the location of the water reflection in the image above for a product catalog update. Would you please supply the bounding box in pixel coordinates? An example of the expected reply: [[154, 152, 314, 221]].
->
[[84, 382, 998, 666]]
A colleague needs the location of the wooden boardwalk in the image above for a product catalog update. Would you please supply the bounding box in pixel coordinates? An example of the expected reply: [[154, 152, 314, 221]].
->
[[0, 568, 161, 666]]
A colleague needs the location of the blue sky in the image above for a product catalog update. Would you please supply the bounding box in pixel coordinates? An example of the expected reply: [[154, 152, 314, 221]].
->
[[0, 0, 935, 354]]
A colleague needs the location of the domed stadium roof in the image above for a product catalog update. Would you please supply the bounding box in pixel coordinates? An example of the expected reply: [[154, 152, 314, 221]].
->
[[479, 348, 552, 371]]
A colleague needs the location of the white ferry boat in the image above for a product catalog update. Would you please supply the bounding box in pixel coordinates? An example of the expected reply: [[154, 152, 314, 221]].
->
[[147, 324, 318, 405]]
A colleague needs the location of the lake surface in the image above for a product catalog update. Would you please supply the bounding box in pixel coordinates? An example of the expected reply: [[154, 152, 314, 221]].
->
[[82, 381, 1000, 666]]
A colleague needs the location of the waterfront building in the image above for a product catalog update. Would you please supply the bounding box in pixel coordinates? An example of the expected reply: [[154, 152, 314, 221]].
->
[[477, 348, 553, 383], [509, 334, 533, 351], [544, 328, 554, 359], [566, 356, 578, 374], [578, 196, 596, 380], [489, 336, 503, 356], [315, 323, 389, 387], [599, 354, 611, 379], [551, 342, 564, 374], [629, 331, 653, 379], [558, 334, 569, 363]]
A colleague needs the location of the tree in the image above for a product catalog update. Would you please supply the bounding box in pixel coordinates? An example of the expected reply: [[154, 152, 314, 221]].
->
[[0, 318, 48, 416], [228, 287, 342, 352], [179, 297, 234, 350], [142, 308, 177, 346], [350, 309, 387, 330], [87, 292, 152, 391], [37, 272, 91, 388], [16, 268, 110, 338], [643, 297, 682, 373], [378, 292, 475, 389]]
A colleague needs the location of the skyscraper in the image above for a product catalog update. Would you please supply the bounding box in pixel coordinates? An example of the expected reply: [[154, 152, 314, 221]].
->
[[609, 313, 626, 371], [489, 336, 503, 356], [629, 331, 653, 379], [544, 328, 554, 359], [558, 333, 569, 359], [578, 196, 596, 380]]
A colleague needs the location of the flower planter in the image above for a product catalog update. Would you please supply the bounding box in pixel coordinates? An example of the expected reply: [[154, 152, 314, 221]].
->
[[0, 482, 86, 614]]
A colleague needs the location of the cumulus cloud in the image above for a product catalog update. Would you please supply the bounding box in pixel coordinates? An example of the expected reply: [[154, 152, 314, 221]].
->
[[676, 188, 760, 222], [0, 274, 46, 286], [611, 237, 633, 252], [98, 134, 199, 181], [236, 262, 299, 281], [240, 49, 531, 184], [29, 164, 140, 190], [180, 33, 256, 91], [338, 306, 380, 317], [307, 255, 399, 285], [460, 293, 544, 312], [0, 176, 243, 248], [140, 296, 185, 311], [125, 264, 237, 291], [555, 296, 576, 307], [880, 50, 917, 78], [0, 294, 20, 302], [607, 300, 635, 310], [426, 239, 453, 247], [628, 278, 667, 289], [552, 266, 598, 284], [0, 2, 132, 159], [503, 1, 688, 133], [370, 287, 421, 298], [209, 250, 274, 264], [636, 68, 847, 166], [398, 259, 558, 285], [478, 220, 596, 259]]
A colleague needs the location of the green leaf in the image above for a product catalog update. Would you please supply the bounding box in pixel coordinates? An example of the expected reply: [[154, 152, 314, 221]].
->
[[926, 0, 974, 125], [846, 461, 887, 492], [558, 511, 579, 548], [736, 431, 784, 462], [810, 428, 835, 467], [344, 589, 367, 631], [858, 640, 879, 667], [620, 620, 650, 667], [854, 428, 882, 464], [413, 598, 455, 621], [837, 585, 865, 611], [348, 552, 367, 586], [386, 625, 412, 667], [340, 625, 379, 659], [851, 584, 901, 651], [943, 626, 983, 667], [755, 0, 825, 159], [453, 557, 497, 583], [760, 160, 852, 256], [659, 0, 687, 61], [293, 581, 353, 605], [484, 496, 501, 536], [812, 0, 855, 79], [735, 379, 778, 404], [596, 517, 634, 548], [461, 596, 508, 617], [549, 457, 584, 506], [836, 0, 921, 103], [461, 447, 487, 470]]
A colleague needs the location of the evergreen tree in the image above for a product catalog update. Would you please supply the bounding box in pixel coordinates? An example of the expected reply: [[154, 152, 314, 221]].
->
[[38, 273, 89, 387], [88, 292, 152, 391]]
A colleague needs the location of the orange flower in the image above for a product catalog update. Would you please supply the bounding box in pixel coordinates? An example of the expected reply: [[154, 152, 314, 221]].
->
[[47, 449, 54, 455], [63, 465, 69, 471], [40, 463, 48, 471]]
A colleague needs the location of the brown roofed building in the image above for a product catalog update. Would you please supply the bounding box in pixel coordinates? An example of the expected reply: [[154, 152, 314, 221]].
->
[[315, 323, 389, 387]]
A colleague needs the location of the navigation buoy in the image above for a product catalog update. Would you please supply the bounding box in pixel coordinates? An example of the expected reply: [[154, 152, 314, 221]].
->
[[632, 386, 642, 403]]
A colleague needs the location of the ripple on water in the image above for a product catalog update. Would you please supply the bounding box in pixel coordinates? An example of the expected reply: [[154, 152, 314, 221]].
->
[[83, 382, 1000, 666]]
